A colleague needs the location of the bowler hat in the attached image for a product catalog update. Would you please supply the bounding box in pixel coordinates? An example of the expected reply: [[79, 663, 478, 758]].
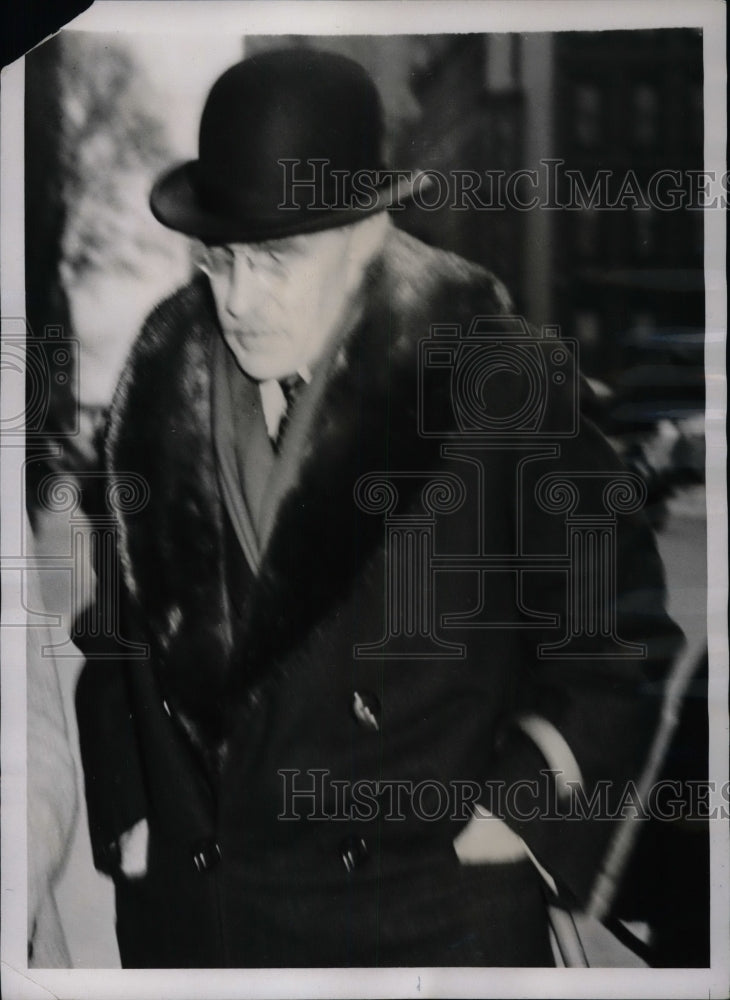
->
[[150, 48, 414, 243]]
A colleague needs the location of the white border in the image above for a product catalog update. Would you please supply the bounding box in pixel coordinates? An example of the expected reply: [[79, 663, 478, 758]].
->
[[1, 2, 727, 998], [66, 0, 720, 36], [1, 51, 30, 1000], [703, 8, 729, 987]]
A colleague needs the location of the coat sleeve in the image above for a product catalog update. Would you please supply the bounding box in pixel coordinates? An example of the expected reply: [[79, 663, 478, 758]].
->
[[73, 595, 149, 877], [481, 389, 684, 909]]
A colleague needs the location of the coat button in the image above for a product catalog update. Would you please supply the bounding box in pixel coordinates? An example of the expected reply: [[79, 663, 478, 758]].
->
[[192, 838, 222, 873], [351, 690, 380, 731], [340, 835, 369, 873], [99, 838, 122, 875]]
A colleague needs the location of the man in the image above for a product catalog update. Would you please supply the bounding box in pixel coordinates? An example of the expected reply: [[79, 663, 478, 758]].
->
[[75, 48, 682, 968]]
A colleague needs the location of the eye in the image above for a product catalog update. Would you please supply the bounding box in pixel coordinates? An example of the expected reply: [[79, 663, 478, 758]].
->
[[265, 238, 302, 265]]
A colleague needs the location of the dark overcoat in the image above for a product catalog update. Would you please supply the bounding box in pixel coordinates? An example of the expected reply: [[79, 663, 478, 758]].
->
[[75, 228, 682, 968]]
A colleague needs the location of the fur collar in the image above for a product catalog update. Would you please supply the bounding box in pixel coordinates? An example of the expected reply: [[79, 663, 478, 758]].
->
[[107, 228, 511, 746]]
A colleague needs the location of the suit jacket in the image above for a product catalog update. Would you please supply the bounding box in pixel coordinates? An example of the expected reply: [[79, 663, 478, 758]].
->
[[75, 227, 683, 968]]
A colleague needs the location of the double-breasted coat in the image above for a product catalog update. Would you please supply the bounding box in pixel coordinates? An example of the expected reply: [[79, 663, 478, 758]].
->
[[75, 227, 683, 967]]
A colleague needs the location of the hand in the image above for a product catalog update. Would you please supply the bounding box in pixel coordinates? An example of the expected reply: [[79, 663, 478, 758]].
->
[[119, 818, 149, 878], [453, 804, 528, 864]]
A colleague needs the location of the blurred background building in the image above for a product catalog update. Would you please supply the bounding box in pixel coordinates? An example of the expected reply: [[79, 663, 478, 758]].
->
[[23, 27, 708, 968]]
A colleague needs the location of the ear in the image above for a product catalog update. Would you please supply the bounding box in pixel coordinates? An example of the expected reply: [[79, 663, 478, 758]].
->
[[344, 213, 390, 289]]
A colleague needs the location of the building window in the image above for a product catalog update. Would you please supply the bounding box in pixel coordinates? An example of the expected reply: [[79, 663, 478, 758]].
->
[[574, 310, 600, 347], [576, 208, 600, 259], [634, 208, 654, 258], [633, 84, 658, 146], [574, 84, 601, 146]]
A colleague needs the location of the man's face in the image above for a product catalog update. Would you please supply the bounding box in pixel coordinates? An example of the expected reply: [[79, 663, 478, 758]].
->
[[197, 226, 359, 381]]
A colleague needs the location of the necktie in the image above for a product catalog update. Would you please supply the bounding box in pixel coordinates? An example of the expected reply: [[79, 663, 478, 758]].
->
[[274, 374, 306, 452]]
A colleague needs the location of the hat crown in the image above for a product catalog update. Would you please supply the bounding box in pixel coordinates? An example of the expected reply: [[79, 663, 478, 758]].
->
[[195, 49, 385, 225], [200, 49, 385, 176]]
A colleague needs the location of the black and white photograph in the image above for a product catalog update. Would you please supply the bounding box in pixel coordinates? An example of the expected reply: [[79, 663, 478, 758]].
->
[[1, 2, 727, 997]]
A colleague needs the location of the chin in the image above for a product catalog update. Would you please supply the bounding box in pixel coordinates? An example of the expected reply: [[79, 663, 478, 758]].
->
[[234, 354, 290, 382]]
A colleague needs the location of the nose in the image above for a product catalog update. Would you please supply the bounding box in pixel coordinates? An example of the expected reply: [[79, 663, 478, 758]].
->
[[223, 253, 257, 321]]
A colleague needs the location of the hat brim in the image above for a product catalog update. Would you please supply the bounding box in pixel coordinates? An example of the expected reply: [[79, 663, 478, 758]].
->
[[150, 161, 421, 244]]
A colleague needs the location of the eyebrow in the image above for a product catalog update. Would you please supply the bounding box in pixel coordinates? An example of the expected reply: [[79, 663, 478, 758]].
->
[[196, 237, 303, 255]]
